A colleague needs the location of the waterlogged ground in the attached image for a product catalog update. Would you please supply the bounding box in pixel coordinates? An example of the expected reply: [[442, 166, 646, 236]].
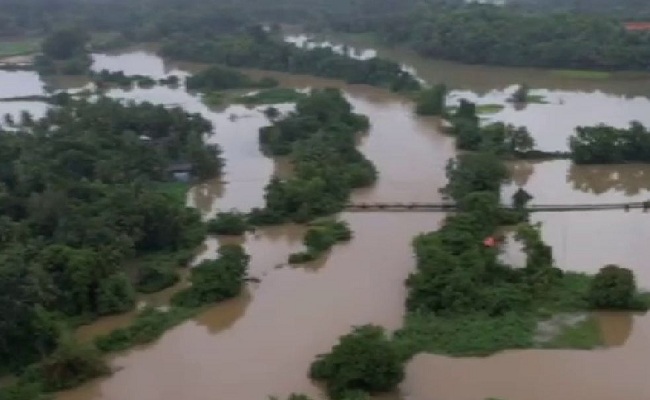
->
[[1, 41, 650, 400]]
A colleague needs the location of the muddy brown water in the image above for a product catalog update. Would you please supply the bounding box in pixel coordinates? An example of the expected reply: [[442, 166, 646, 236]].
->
[[0, 41, 648, 399]]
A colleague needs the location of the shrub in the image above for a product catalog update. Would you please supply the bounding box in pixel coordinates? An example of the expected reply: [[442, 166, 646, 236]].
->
[[310, 325, 404, 399]]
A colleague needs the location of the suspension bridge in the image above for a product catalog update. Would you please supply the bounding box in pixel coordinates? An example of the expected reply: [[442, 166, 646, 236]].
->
[[344, 201, 650, 213]]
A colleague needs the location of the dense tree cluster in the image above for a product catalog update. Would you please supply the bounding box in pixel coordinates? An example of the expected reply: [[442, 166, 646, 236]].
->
[[0, 98, 220, 374], [343, 3, 650, 71], [161, 27, 421, 92], [185, 65, 278, 91], [289, 220, 352, 264], [171, 245, 249, 308], [446, 99, 536, 156], [569, 122, 650, 164], [35, 28, 91, 75], [249, 89, 376, 223], [310, 325, 404, 399]]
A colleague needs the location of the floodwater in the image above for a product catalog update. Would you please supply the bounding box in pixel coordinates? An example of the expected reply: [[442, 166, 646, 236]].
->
[[0, 40, 647, 400]]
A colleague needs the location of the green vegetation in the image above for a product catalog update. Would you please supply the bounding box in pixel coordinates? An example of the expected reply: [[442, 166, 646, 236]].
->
[[0, 38, 41, 58], [397, 114, 648, 358], [207, 212, 250, 236], [249, 89, 376, 224], [90, 69, 157, 88], [542, 317, 602, 349], [310, 325, 404, 399], [289, 220, 352, 264], [94, 307, 196, 352], [589, 265, 646, 310], [132, 250, 193, 294], [153, 182, 190, 206], [171, 245, 249, 308], [446, 99, 536, 156], [0, 98, 219, 375], [477, 104, 505, 114], [415, 84, 447, 116], [35, 28, 91, 75], [551, 69, 612, 80], [161, 27, 421, 92], [569, 122, 650, 164], [236, 88, 307, 105], [340, 3, 650, 71], [21, 336, 110, 391], [394, 313, 536, 357], [186, 65, 278, 91]]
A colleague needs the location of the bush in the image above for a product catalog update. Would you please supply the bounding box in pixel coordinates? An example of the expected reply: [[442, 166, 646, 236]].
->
[[135, 264, 180, 294], [171, 245, 249, 308], [24, 336, 109, 391], [94, 307, 195, 353], [415, 84, 446, 116], [289, 220, 352, 264], [310, 325, 404, 399], [206, 212, 249, 235], [96, 273, 136, 315], [589, 265, 644, 310]]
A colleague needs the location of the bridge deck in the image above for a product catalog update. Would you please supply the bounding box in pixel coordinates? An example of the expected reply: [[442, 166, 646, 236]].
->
[[343, 201, 650, 213]]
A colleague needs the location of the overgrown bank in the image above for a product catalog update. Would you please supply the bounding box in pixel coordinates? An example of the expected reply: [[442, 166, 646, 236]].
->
[[0, 98, 223, 397]]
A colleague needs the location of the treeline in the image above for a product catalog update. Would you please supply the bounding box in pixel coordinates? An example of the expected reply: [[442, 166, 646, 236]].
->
[[340, 3, 650, 71], [90, 69, 180, 88], [161, 27, 421, 92], [569, 121, 650, 164], [250, 88, 376, 224], [0, 98, 220, 379]]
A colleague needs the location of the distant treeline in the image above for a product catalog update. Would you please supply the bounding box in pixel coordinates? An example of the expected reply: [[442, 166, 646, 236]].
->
[[333, 4, 650, 71], [161, 27, 421, 92]]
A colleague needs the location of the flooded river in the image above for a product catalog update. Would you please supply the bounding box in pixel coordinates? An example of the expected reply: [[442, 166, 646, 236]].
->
[[1, 36, 650, 400]]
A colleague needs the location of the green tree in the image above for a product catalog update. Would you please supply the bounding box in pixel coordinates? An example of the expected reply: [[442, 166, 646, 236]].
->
[[415, 84, 447, 116], [588, 265, 639, 309], [42, 28, 88, 60], [97, 273, 136, 316], [207, 212, 250, 235], [310, 325, 404, 399], [171, 245, 250, 308]]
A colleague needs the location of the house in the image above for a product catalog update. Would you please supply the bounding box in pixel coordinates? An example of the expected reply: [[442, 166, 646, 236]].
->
[[166, 163, 192, 182]]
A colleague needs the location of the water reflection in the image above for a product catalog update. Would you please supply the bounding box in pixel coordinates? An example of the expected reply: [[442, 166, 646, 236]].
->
[[192, 291, 252, 334], [597, 312, 634, 347], [568, 163, 650, 196], [91, 49, 186, 79], [504, 160, 650, 204]]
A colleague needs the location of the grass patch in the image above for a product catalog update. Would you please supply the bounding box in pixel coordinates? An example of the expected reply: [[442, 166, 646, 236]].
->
[[526, 94, 548, 104], [203, 91, 228, 106], [153, 181, 190, 206], [393, 312, 537, 359], [476, 104, 505, 114], [542, 316, 602, 349], [235, 88, 306, 105], [394, 272, 602, 358], [0, 38, 41, 58], [94, 307, 196, 353], [551, 69, 611, 80]]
